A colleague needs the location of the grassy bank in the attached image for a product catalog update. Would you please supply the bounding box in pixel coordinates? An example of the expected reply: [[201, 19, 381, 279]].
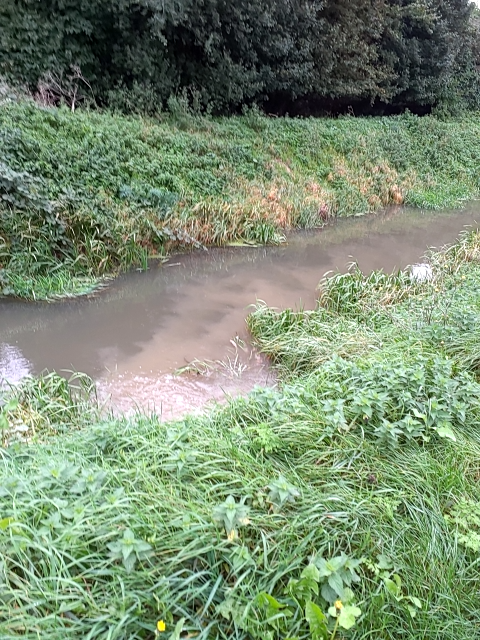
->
[[1, 97, 480, 298], [1, 231, 480, 638]]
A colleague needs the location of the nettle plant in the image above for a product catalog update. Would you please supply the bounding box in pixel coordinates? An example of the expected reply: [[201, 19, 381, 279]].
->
[[107, 528, 153, 573], [0, 457, 153, 581], [444, 498, 480, 553], [212, 475, 301, 540], [251, 553, 423, 640], [267, 475, 300, 511], [155, 425, 199, 478], [365, 554, 423, 619], [212, 495, 251, 541], [254, 554, 363, 640], [319, 354, 476, 447]]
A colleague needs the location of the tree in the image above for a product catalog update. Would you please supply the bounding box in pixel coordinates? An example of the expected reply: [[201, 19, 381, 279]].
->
[[0, 0, 475, 114]]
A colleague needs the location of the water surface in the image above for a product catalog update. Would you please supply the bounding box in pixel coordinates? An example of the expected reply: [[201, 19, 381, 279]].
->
[[1, 205, 478, 417]]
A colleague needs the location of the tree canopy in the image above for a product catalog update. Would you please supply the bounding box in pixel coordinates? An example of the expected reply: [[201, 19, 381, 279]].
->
[[0, 0, 477, 114]]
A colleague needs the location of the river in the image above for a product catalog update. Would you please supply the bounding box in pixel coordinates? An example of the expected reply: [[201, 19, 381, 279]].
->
[[1, 204, 478, 418]]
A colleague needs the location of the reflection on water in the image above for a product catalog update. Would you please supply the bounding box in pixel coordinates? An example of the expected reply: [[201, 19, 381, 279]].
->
[[0, 205, 478, 416], [0, 343, 32, 386]]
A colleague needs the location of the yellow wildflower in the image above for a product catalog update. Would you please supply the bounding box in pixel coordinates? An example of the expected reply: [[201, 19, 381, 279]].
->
[[157, 620, 166, 632], [334, 600, 343, 612]]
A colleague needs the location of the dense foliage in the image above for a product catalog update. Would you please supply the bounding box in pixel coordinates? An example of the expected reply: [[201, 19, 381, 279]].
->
[[1, 232, 480, 639], [0, 0, 478, 113], [2, 96, 480, 299]]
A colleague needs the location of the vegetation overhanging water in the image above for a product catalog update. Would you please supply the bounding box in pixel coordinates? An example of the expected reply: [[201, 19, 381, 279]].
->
[[0, 205, 477, 418], [3, 98, 480, 300]]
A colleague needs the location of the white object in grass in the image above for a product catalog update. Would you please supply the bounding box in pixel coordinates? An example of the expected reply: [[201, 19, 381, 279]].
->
[[410, 263, 433, 282]]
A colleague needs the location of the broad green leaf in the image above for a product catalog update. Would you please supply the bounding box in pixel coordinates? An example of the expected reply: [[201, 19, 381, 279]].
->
[[315, 558, 330, 577], [301, 564, 320, 583], [412, 408, 427, 421], [257, 592, 286, 610], [327, 556, 345, 572], [342, 587, 355, 604], [107, 541, 121, 555], [287, 575, 318, 601], [122, 544, 134, 561], [408, 596, 422, 609], [134, 540, 153, 555], [305, 601, 328, 640], [285, 563, 320, 601], [316, 555, 344, 577], [384, 577, 401, 598], [0, 517, 13, 530], [327, 604, 337, 618], [337, 604, 361, 630], [435, 424, 456, 441], [122, 529, 135, 544], [393, 573, 402, 588], [257, 592, 293, 622], [123, 552, 136, 573], [376, 554, 393, 570], [344, 556, 364, 572], [327, 571, 344, 597], [320, 582, 337, 604]]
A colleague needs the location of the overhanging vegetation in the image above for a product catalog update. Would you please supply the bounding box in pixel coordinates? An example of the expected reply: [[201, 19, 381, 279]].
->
[[2, 98, 480, 299]]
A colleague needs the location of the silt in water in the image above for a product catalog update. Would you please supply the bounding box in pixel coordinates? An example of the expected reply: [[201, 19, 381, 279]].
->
[[0, 205, 478, 417]]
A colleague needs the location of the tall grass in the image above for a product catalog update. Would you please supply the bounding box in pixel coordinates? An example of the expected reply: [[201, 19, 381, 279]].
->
[[250, 230, 480, 375], [1, 399, 480, 639], [2, 99, 480, 298]]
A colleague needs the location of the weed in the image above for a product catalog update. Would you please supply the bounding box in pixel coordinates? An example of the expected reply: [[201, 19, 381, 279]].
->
[[0, 371, 98, 444], [444, 498, 480, 553]]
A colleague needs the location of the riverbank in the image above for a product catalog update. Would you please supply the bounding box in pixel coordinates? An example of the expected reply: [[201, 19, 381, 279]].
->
[[1, 230, 479, 638], [2, 97, 480, 298]]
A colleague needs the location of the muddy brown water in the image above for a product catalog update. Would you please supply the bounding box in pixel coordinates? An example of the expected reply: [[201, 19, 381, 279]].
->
[[1, 205, 478, 418]]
